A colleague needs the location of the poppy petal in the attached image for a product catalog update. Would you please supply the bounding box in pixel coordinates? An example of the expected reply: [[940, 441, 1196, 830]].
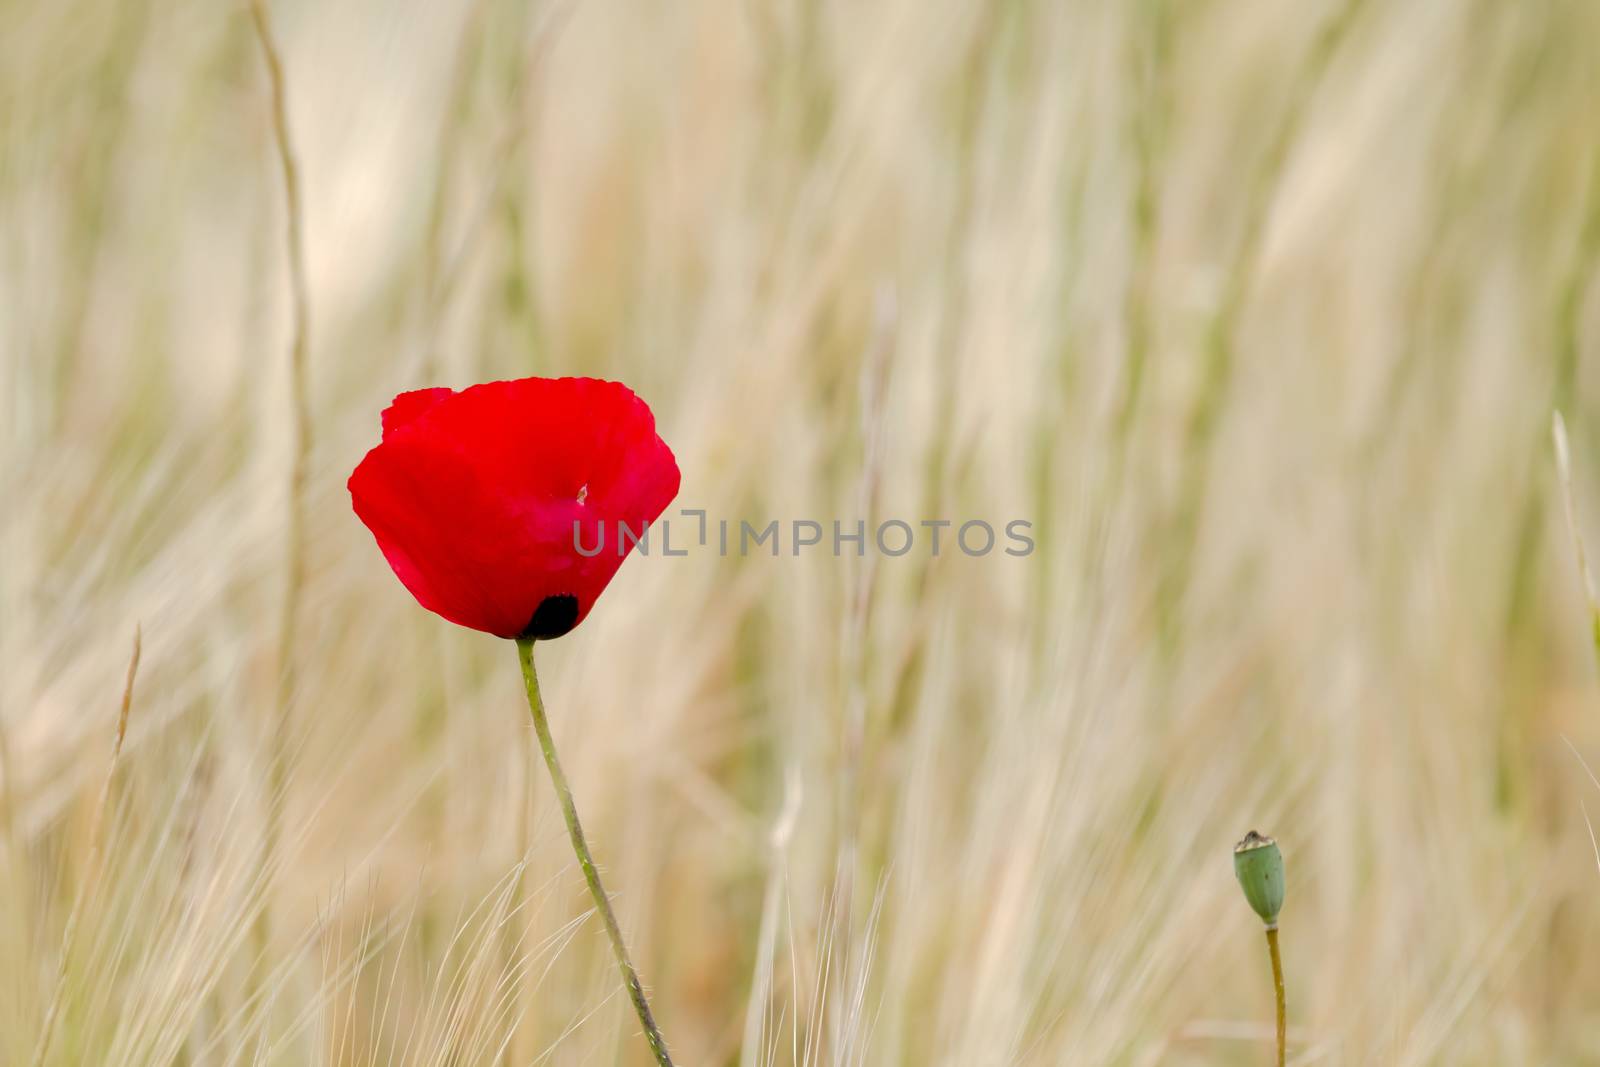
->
[[381, 387, 453, 438], [350, 377, 680, 639]]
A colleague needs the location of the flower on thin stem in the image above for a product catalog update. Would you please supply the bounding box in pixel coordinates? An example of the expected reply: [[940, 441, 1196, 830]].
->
[[351, 376, 679, 638], [1234, 829, 1287, 1067], [351, 376, 680, 1065]]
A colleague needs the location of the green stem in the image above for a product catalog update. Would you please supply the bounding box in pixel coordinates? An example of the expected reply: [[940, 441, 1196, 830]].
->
[[1266, 925, 1285, 1067], [515, 638, 674, 1067]]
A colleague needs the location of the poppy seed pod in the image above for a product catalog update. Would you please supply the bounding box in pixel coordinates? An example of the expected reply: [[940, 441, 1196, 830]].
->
[[1233, 830, 1285, 926]]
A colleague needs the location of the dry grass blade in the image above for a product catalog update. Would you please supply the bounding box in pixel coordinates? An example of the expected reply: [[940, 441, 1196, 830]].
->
[[1552, 411, 1600, 671], [246, 0, 313, 970], [30, 626, 141, 1067]]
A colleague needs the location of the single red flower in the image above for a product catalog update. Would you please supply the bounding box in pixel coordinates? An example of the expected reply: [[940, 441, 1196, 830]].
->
[[349, 376, 680, 639]]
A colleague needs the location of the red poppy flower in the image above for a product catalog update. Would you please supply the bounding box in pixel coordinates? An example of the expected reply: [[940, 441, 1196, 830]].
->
[[349, 376, 680, 639]]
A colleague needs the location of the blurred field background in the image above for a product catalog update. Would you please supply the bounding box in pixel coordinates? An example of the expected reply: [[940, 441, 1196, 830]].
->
[[5, 0, 1600, 1063]]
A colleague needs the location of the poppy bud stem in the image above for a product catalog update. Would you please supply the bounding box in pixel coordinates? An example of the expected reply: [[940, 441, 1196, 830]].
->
[[1266, 925, 1286, 1067], [1234, 831, 1287, 1066], [515, 638, 674, 1067]]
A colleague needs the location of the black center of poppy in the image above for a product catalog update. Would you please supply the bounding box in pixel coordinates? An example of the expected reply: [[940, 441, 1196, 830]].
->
[[520, 594, 579, 640]]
